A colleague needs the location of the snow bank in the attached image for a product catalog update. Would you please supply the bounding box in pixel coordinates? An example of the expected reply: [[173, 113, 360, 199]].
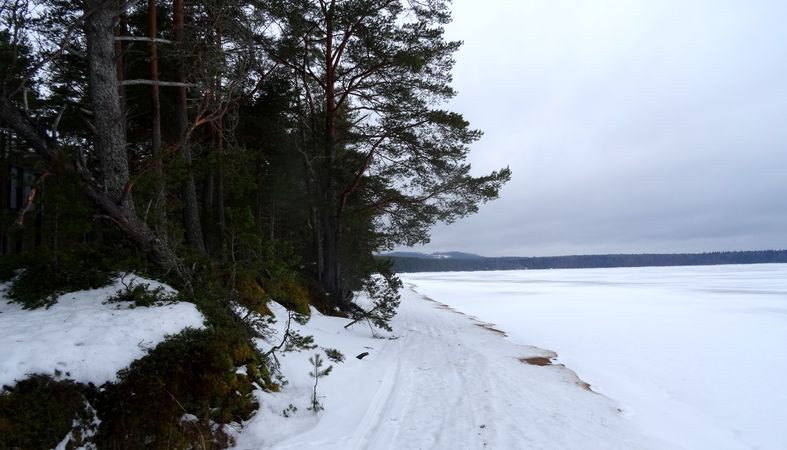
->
[[0, 274, 205, 388]]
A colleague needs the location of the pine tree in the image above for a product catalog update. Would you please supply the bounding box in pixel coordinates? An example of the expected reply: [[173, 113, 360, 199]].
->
[[307, 353, 332, 413], [261, 0, 511, 309]]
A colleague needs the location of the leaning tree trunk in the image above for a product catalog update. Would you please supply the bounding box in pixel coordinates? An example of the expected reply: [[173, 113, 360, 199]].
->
[[0, 91, 188, 279], [0, 1, 190, 285]]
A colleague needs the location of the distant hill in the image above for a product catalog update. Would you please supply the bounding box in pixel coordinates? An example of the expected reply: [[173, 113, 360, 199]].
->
[[382, 251, 484, 260], [381, 250, 787, 273]]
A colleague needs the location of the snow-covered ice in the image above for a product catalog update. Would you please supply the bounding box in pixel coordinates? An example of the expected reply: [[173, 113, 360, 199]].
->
[[402, 264, 787, 450], [0, 275, 205, 388], [235, 290, 661, 449]]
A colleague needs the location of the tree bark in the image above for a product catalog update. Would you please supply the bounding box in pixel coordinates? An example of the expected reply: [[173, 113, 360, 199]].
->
[[173, 0, 206, 253], [202, 166, 214, 251], [213, 117, 227, 260], [114, 13, 127, 134], [84, 0, 130, 207], [319, 2, 348, 308], [320, 212, 344, 304], [148, 0, 167, 236], [216, 119, 226, 243]]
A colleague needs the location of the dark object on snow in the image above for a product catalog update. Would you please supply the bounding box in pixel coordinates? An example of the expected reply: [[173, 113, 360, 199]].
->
[[356, 352, 370, 360]]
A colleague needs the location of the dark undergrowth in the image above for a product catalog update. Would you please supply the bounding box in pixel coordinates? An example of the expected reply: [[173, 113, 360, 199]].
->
[[0, 244, 314, 449], [0, 375, 94, 450], [1, 252, 275, 449], [0, 325, 271, 449], [92, 326, 267, 449], [1, 243, 151, 309]]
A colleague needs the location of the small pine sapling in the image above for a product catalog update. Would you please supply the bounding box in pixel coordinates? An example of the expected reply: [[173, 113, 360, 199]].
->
[[307, 353, 333, 413]]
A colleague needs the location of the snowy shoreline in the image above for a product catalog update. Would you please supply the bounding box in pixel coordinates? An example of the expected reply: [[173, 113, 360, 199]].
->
[[234, 284, 660, 449]]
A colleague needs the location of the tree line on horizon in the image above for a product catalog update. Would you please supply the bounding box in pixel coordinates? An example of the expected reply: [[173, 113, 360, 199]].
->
[[386, 249, 787, 272]]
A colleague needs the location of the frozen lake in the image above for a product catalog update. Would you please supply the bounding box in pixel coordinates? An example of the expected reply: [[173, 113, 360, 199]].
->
[[402, 264, 787, 450]]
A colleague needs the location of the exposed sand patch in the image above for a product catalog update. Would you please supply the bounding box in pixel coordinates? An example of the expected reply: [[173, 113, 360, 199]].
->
[[520, 356, 553, 366], [475, 322, 507, 336], [519, 355, 595, 392]]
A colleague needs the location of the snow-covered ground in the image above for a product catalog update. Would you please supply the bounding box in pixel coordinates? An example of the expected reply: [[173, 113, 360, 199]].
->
[[7, 264, 778, 449], [0, 275, 205, 388], [235, 289, 662, 449], [402, 264, 787, 450]]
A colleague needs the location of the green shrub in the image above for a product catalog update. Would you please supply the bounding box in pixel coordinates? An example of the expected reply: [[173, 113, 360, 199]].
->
[[323, 347, 345, 363], [0, 326, 269, 450], [106, 280, 174, 308], [265, 278, 312, 315], [8, 247, 115, 309], [0, 375, 95, 450], [93, 327, 267, 449], [235, 274, 272, 316]]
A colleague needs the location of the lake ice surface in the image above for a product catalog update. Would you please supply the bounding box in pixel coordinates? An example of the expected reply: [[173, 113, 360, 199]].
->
[[402, 264, 787, 450]]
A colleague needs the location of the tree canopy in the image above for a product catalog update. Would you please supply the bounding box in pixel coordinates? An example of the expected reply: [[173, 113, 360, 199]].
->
[[0, 0, 509, 312]]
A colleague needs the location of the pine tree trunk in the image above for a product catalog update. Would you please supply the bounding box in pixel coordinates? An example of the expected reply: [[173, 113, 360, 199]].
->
[[215, 119, 226, 258], [320, 212, 344, 305], [319, 9, 349, 309], [113, 14, 126, 134], [202, 166, 214, 252], [173, 0, 205, 253], [84, 0, 130, 207], [313, 206, 323, 283], [148, 0, 167, 237]]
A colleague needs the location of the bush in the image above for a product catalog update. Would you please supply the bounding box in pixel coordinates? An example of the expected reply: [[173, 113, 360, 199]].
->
[[323, 347, 345, 363], [0, 325, 270, 450], [93, 327, 267, 449], [7, 247, 115, 309], [106, 280, 174, 308], [0, 375, 95, 450], [235, 275, 272, 316], [266, 278, 312, 315]]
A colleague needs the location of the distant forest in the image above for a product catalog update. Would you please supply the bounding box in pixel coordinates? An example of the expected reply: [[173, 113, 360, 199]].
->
[[384, 250, 787, 273]]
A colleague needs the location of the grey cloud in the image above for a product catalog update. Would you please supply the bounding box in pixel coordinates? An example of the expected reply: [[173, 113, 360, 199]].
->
[[400, 0, 787, 256]]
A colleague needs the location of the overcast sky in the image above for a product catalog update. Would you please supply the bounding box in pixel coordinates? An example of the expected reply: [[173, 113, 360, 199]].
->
[[401, 0, 787, 257]]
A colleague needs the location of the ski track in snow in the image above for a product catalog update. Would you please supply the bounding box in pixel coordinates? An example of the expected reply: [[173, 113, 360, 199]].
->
[[235, 286, 660, 449]]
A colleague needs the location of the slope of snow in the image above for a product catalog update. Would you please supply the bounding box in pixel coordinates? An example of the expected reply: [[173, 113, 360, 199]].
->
[[402, 264, 787, 450], [234, 288, 661, 449], [0, 275, 205, 388]]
